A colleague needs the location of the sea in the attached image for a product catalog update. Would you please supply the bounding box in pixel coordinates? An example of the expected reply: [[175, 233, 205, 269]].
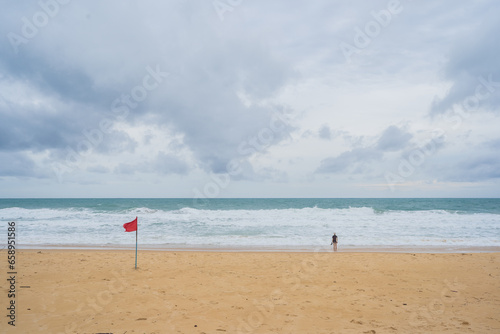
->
[[1, 198, 499, 251]]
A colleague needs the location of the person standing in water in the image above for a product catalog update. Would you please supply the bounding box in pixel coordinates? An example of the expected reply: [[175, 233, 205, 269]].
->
[[331, 233, 338, 251]]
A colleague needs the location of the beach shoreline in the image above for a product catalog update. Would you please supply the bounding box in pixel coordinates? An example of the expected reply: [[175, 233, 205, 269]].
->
[[17, 243, 500, 253]]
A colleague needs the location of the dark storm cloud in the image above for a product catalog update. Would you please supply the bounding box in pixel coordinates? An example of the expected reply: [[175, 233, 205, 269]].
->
[[318, 125, 333, 140], [457, 156, 500, 181], [430, 2, 500, 115], [0, 51, 109, 105], [0, 152, 39, 177], [425, 154, 500, 183], [0, 94, 80, 152], [316, 125, 413, 174], [423, 138, 500, 183], [154, 152, 189, 175], [114, 151, 188, 175], [316, 147, 382, 174], [376, 125, 412, 152]]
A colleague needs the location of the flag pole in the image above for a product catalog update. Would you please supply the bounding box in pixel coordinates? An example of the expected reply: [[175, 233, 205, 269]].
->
[[135, 218, 138, 269]]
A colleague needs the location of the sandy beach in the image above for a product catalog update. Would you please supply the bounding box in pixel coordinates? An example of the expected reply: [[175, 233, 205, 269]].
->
[[4, 250, 500, 333]]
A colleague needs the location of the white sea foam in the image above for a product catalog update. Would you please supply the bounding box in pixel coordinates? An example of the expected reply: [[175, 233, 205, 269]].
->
[[1, 206, 499, 248]]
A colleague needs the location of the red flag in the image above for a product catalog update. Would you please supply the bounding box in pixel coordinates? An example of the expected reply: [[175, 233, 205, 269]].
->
[[123, 217, 138, 232]]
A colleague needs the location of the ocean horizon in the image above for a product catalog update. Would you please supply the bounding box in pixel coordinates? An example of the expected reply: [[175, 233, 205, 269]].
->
[[2, 198, 499, 251]]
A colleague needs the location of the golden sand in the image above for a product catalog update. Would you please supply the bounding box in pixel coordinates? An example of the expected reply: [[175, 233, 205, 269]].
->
[[3, 250, 500, 333]]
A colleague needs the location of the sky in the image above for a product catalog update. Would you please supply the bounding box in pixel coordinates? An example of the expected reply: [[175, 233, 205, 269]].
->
[[0, 0, 499, 198]]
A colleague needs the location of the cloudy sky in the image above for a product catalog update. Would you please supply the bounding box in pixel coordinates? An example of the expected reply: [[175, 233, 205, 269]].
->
[[1, 0, 499, 198]]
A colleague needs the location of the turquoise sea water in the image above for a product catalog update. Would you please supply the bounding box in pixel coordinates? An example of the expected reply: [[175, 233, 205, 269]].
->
[[1, 198, 499, 250]]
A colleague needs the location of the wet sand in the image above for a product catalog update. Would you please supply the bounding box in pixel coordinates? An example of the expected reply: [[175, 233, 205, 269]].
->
[[4, 250, 500, 333]]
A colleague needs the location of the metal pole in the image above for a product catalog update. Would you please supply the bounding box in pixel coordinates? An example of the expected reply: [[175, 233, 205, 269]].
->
[[135, 220, 138, 269]]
